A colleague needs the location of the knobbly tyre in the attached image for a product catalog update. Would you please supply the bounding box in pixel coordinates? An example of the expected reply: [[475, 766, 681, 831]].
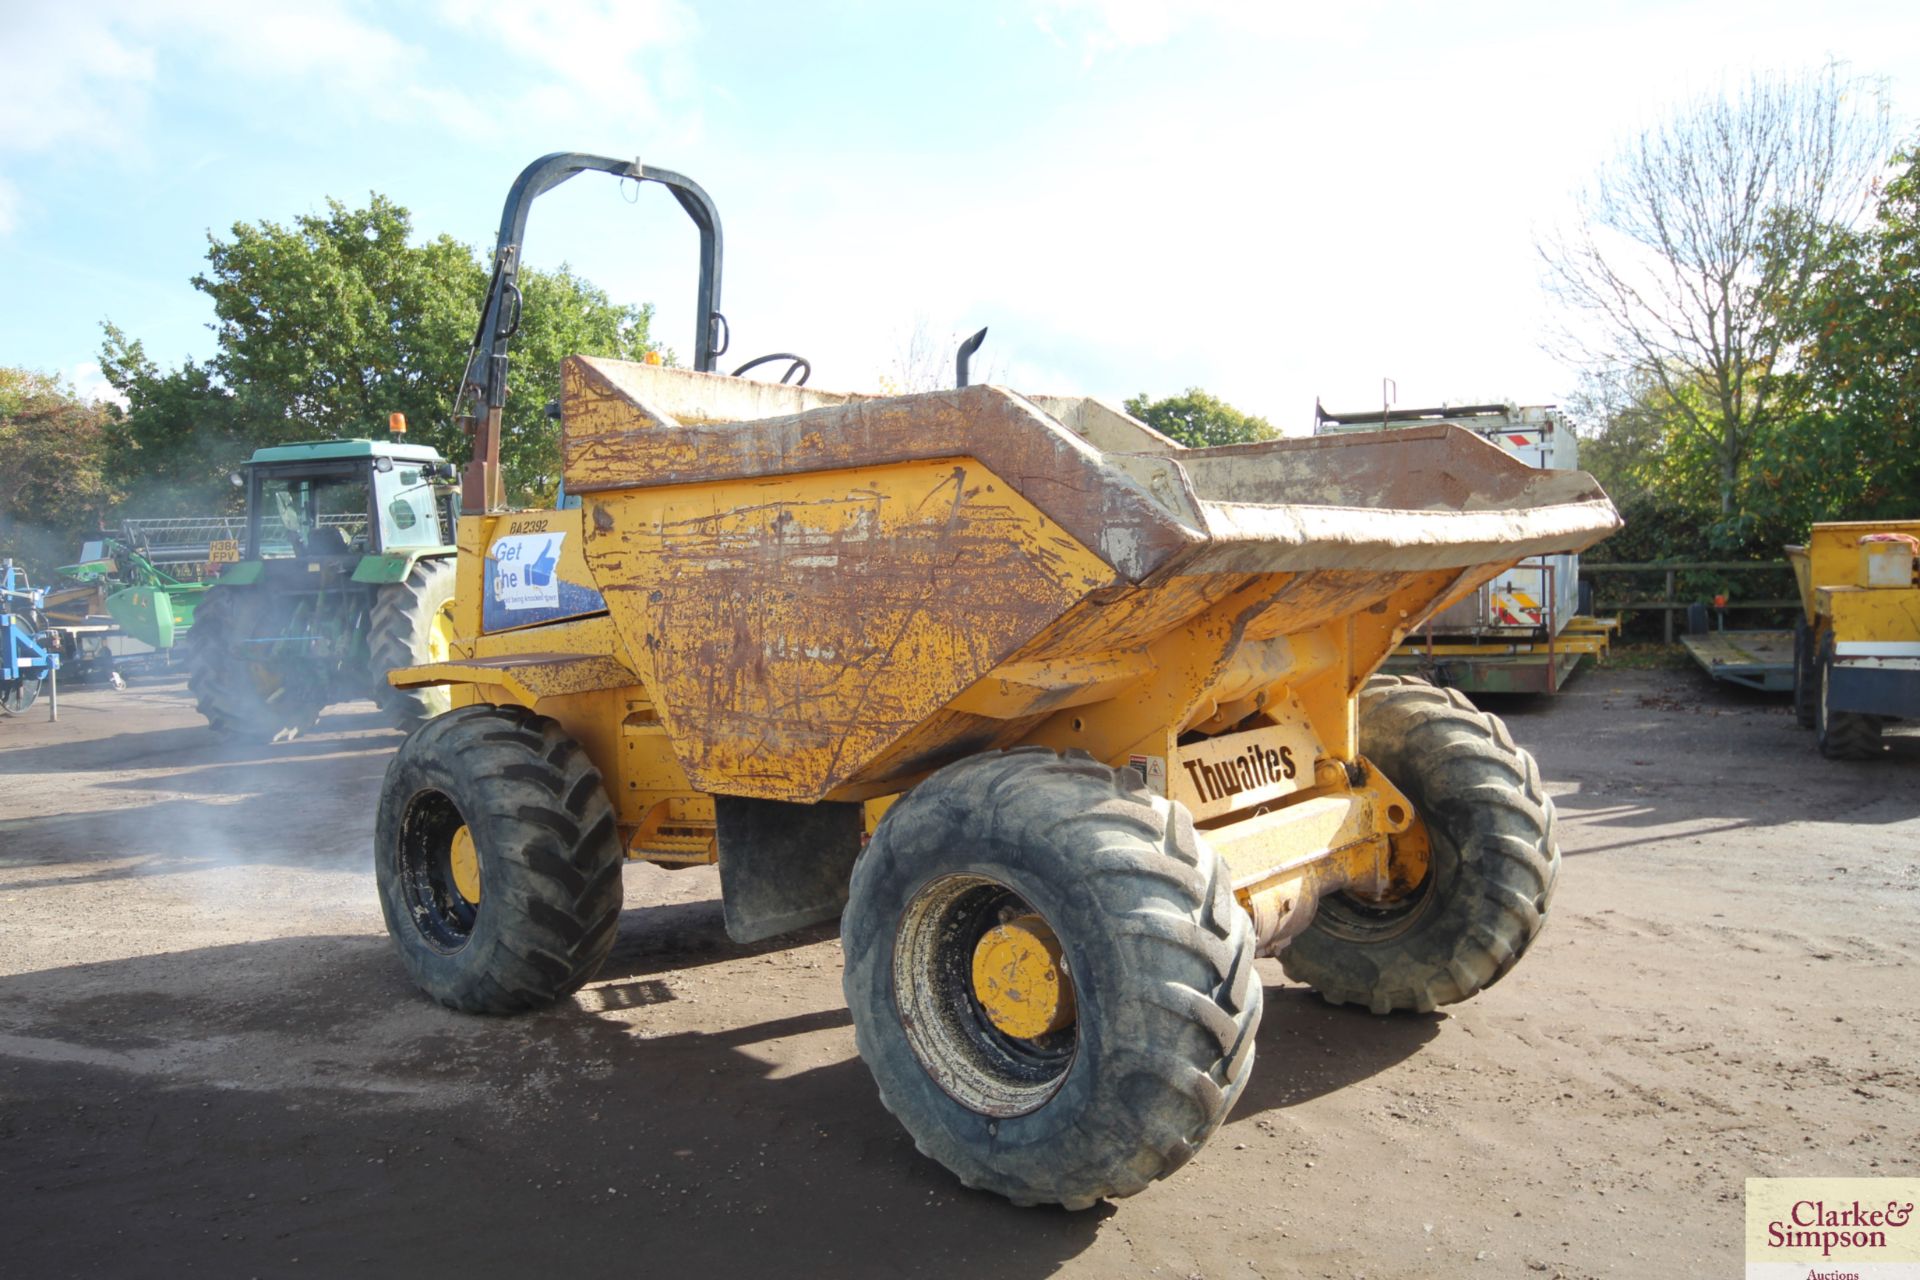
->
[[374, 153, 1622, 1208], [189, 439, 461, 741]]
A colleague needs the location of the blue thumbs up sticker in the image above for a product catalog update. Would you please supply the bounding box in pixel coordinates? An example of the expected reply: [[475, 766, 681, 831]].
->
[[490, 531, 566, 610]]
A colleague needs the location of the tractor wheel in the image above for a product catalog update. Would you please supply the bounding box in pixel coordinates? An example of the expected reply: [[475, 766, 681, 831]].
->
[[367, 559, 457, 734], [1281, 676, 1557, 1014], [1792, 619, 1818, 730], [1815, 636, 1882, 760], [375, 703, 623, 1013], [187, 586, 326, 742], [842, 747, 1262, 1209]]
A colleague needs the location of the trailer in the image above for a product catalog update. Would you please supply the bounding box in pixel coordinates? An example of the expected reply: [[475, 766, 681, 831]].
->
[[1679, 627, 1796, 692], [1312, 402, 1615, 692]]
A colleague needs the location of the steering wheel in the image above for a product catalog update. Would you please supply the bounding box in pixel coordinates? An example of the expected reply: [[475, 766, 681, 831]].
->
[[730, 353, 812, 386]]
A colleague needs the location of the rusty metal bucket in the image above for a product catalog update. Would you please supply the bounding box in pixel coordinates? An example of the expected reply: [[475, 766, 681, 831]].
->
[[557, 356, 1619, 802]]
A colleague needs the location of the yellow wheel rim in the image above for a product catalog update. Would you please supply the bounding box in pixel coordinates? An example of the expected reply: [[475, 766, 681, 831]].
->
[[427, 601, 457, 664], [971, 913, 1075, 1040], [449, 824, 482, 905]]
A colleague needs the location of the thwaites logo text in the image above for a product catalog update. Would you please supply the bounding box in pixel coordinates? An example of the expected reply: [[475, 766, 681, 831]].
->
[[1181, 741, 1297, 805]]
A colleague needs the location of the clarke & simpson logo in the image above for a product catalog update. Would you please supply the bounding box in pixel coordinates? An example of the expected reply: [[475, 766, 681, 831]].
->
[[1746, 1178, 1920, 1279]]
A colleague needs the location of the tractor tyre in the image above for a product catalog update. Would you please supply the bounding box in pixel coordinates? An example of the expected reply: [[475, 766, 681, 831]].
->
[[367, 558, 457, 734], [1815, 635, 1882, 760], [1792, 619, 1818, 730], [1281, 677, 1557, 1014], [375, 703, 623, 1013], [187, 586, 326, 742], [842, 747, 1262, 1210]]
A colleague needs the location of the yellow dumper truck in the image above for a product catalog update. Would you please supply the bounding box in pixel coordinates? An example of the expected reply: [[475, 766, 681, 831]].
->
[[1789, 520, 1920, 758], [374, 154, 1621, 1208]]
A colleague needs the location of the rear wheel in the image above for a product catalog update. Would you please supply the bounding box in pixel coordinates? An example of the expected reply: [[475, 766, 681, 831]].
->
[[368, 558, 457, 734], [187, 586, 326, 742], [1282, 676, 1557, 1013], [842, 748, 1261, 1209], [376, 704, 623, 1013], [1815, 636, 1882, 760], [1792, 619, 1818, 730]]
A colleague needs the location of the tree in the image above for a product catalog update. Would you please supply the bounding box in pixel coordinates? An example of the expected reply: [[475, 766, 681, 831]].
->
[[0, 369, 121, 573], [1539, 65, 1890, 518], [1123, 387, 1275, 448], [1746, 138, 1920, 540], [98, 325, 253, 514], [105, 195, 658, 508], [1566, 365, 1723, 514]]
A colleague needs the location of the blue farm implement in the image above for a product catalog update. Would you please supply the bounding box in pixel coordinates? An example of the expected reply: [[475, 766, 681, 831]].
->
[[2, 559, 60, 719]]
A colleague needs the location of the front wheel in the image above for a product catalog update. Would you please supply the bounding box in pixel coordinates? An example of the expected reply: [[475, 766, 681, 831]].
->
[[842, 748, 1261, 1209], [1282, 676, 1558, 1014], [375, 704, 624, 1012]]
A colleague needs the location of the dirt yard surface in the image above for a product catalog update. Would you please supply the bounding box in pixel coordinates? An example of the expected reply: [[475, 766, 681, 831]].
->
[[1, 666, 1915, 1278]]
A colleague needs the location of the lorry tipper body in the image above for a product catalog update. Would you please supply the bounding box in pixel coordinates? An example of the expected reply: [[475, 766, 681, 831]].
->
[[374, 152, 1622, 1208], [1314, 401, 1615, 692]]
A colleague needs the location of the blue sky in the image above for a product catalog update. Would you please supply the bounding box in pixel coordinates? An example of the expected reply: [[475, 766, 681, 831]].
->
[[4, 0, 1919, 430]]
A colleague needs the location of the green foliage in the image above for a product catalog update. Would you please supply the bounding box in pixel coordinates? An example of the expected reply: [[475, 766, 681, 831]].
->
[[99, 325, 251, 515], [1123, 388, 1275, 449], [0, 369, 122, 574], [1745, 141, 1920, 541], [106, 194, 657, 510]]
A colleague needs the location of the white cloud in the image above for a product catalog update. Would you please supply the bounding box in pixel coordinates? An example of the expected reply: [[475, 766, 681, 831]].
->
[[0, 176, 18, 235], [1031, 0, 1376, 64], [431, 0, 700, 147], [0, 8, 155, 155], [0, 0, 699, 230], [64, 362, 129, 409], [0, 2, 426, 163]]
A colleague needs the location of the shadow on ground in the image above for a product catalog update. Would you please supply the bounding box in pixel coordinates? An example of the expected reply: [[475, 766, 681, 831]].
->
[[0, 911, 1444, 1277], [1473, 669, 1920, 858]]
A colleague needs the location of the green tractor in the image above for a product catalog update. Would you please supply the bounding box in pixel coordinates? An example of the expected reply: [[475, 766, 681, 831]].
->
[[190, 438, 460, 741]]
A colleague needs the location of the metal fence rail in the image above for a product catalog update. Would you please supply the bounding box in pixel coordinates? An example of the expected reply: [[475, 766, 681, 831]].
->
[[1581, 561, 1797, 643]]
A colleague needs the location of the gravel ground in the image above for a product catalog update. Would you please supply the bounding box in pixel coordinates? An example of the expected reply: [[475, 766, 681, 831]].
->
[[0, 665, 1915, 1279]]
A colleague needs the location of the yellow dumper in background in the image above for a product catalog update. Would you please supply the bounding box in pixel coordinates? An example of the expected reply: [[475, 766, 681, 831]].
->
[[1788, 520, 1920, 758], [373, 153, 1622, 1209]]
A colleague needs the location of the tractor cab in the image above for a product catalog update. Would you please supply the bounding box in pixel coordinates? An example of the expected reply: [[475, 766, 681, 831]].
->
[[235, 440, 457, 564], [193, 438, 462, 741]]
